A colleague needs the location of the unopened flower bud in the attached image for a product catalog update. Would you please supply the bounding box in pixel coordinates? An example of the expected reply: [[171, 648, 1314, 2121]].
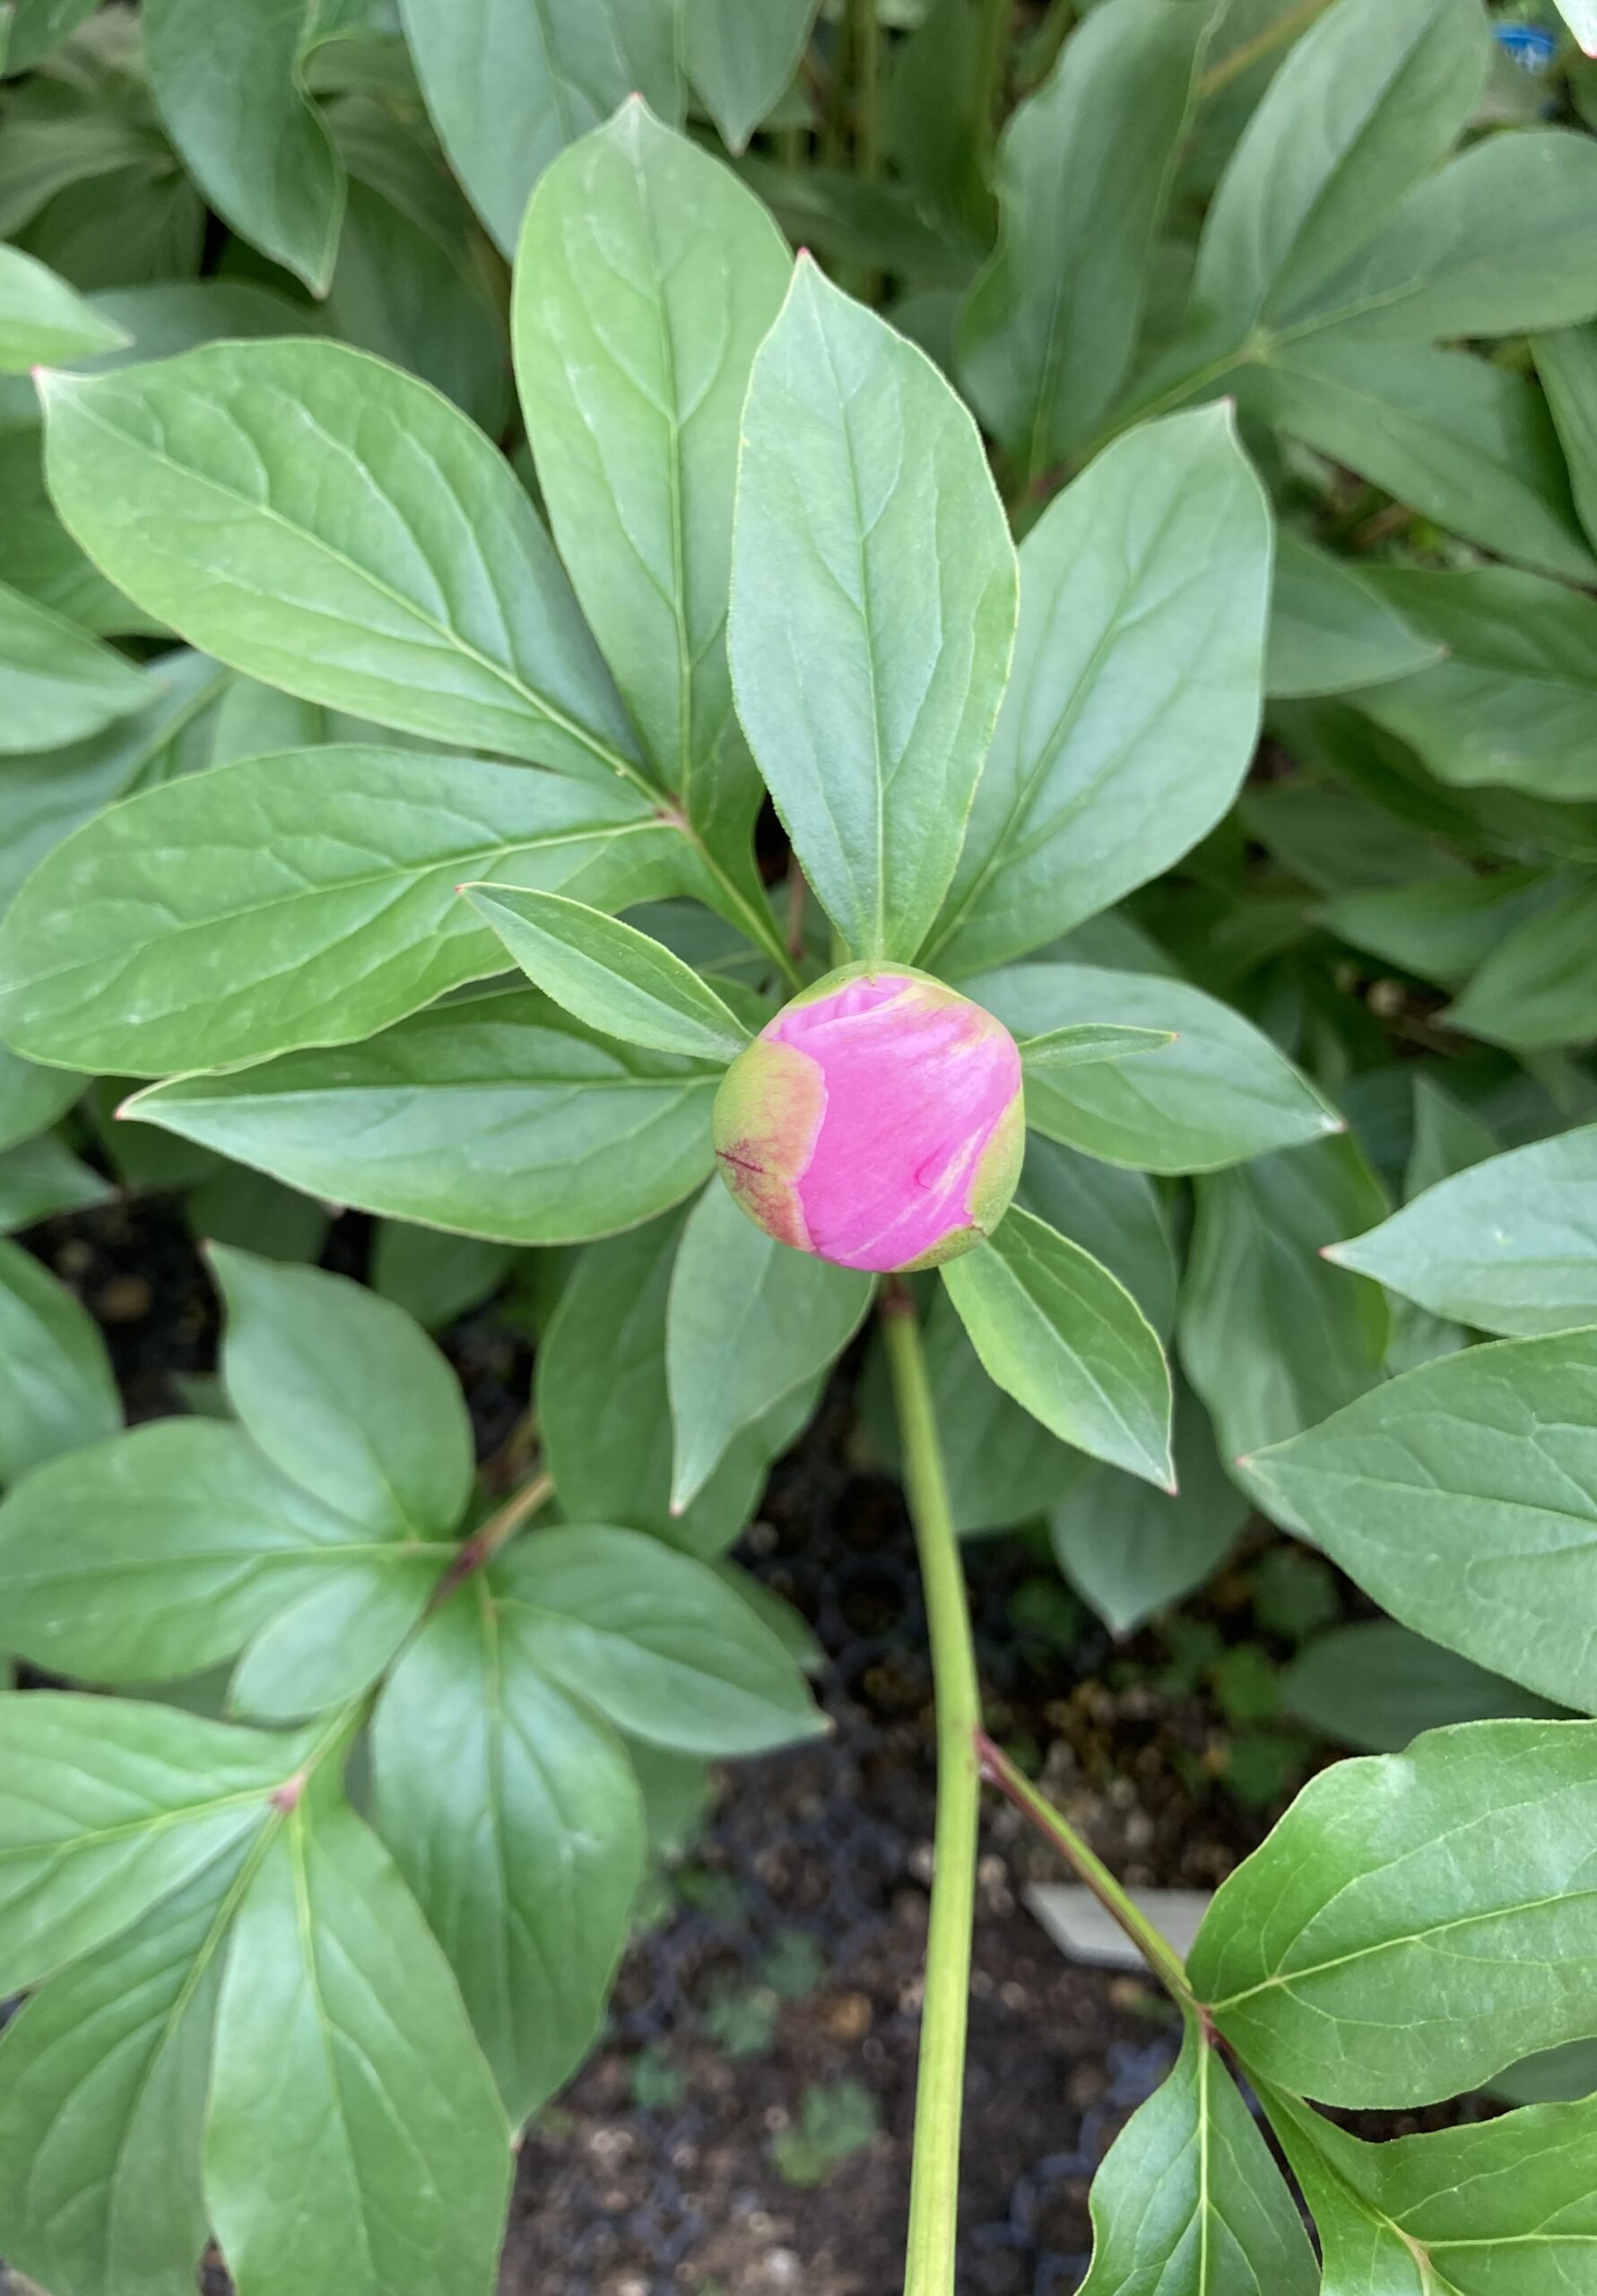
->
[[712, 965, 1024, 1274]]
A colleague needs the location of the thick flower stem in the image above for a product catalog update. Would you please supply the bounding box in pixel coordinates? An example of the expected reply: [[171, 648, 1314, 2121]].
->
[[881, 1286, 982, 2296]]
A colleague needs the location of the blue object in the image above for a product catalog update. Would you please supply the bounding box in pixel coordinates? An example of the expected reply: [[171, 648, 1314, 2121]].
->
[[1495, 22, 1558, 70]]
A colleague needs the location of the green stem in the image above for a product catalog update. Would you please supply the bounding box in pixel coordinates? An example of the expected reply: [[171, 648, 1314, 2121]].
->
[[1195, 0, 1334, 100], [849, 0, 880, 178], [976, 1731, 1198, 2013], [882, 1287, 983, 2296], [974, 0, 1013, 161]]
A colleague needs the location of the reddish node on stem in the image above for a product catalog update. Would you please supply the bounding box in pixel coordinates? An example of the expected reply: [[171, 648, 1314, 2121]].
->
[[270, 1773, 306, 1813]]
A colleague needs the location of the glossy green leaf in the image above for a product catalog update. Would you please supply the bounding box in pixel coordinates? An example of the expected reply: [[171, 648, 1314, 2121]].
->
[[1351, 567, 1597, 802], [667, 1178, 872, 1511], [1282, 130, 1597, 347], [1244, 1330, 1597, 1714], [1051, 1382, 1248, 1637], [465, 886, 750, 1063], [1245, 341, 1597, 587], [681, 0, 818, 151], [924, 408, 1271, 975], [1323, 867, 1564, 991], [539, 1208, 817, 1559], [1182, 1134, 1389, 1461], [728, 257, 1017, 963], [1445, 881, 1597, 1053], [228, 1555, 441, 1724], [0, 1131, 109, 1231], [1190, 1718, 1597, 2105], [973, 963, 1339, 1173], [0, 1850, 239, 2296], [0, 1692, 305, 1994], [204, 1778, 510, 2296], [0, 576, 143, 753], [1537, 320, 1597, 552], [957, 0, 1208, 472], [1271, 2082, 1597, 2296], [398, 0, 681, 254], [1077, 2016, 1317, 2296], [494, 1526, 824, 1754], [144, 0, 344, 293], [1267, 529, 1444, 699], [0, 239, 126, 368], [125, 990, 721, 1247], [40, 340, 641, 781], [1282, 1621, 1560, 1754], [0, 1039, 78, 1153], [0, 746, 687, 1074], [1188, 0, 1489, 341], [942, 1205, 1174, 1490], [373, 1587, 646, 2123], [1327, 1124, 1597, 1336], [1020, 1023, 1176, 1074], [1018, 1132, 1176, 1339], [515, 104, 788, 881], [0, 1237, 118, 1484], [0, 1418, 430, 1683], [212, 1247, 473, 1541]]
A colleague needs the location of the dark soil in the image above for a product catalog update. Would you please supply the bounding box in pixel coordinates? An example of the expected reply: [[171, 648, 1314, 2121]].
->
[[11, 1199, 1497, 2296]]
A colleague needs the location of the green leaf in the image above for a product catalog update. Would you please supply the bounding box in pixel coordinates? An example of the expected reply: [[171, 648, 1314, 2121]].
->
[[212, 1247, 473, 1540], [370, 1221, 514, 1331], [0, 746, 688, 1074], [1266, 529, 1445, 700], [0, 1039, 78, 1153], [0, 576, 144, 752], [924, 407, 1271, 975], [514, 100, 789, 878], [0, 1418, 435, 1683], [124, 989, 721, 1246], [40, 340, 642, 781], [1537, 320, 1597, 553], [1188, 0, 1489, 342], [466, 885, 750, 1063], [1189, 1718, 1597, 2105], [941, 1205, 1174, 1490], [143, 0, 344, 293], [0, 1692, 305, 1993], [1404, 1073, 1497, 1197], [1245, 341, 1597, 587], [373, 1586, 646, 2123], [1020, 1022, 1176, 1074], [1076, 2016, 1317, 2296], [1281, 130, 1597, 346], [1270, 2082, 1597, 2296], [1445, 880, 1597, 1053], [204, 1777, 510, 2296], [1242, 775, 1465, 897], [681, 0, 818, 151], [494, 1526, 824, 1754], [956, 0, 1209, 472], [1182, 1134, 1389, 1460], [1323, 867, 1564, 991], [539, 1208, 815, 1558], [0, 239, 127, 369], [0, 1237, 118, 1484], [0, 1131, 109, 1230], [326, 176, 509, 438], [228, 1555, 441, 1723], [666, 1178, 872, 1511], [1019, 1132, 1176, 1340], [1282, 1621, 1560, 1754], [398, 0, 681, 254], [973, 962, 1340, 1173], [0, 1849, 239, 2296], [1327, 1123, 1597, 1335], [0, 649, 230, 918], [1350, 567, 1597, 803], [1243, 1329, 1597, 1715], [728, 257, 1017, 964], [1, 0, 101, 76], [1051, 1382, 1248, 1637], [187, 1163, 330, 1268]]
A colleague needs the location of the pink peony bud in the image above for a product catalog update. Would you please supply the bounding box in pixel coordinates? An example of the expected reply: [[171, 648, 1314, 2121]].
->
[[712, 965, 1024, 1274]]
